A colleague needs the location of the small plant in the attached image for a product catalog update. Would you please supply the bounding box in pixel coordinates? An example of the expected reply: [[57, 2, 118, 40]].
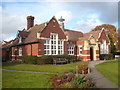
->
[[79, 80, 96, 88], [76, 65, 88, 74], [72, 75, 87, 85]]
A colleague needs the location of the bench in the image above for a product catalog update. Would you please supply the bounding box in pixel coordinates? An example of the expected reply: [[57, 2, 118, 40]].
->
[[53, 58, 68, 65]]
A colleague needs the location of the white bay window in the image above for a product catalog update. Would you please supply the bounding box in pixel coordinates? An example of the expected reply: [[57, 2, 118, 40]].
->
[[44, 33, 64, 55]]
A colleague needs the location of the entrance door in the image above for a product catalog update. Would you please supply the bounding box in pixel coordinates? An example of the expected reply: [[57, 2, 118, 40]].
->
[[90, 47, 94, 61]]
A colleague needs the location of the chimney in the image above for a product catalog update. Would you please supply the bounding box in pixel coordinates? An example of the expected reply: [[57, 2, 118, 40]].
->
[[58, 16, 65, 29], [27, 16, 34, 30]]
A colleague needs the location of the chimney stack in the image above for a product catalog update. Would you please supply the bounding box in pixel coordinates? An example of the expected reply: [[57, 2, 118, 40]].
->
[[27, 16, 34, 30]]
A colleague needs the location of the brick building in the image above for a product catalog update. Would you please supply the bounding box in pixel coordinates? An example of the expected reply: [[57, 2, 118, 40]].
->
[[3, 16, 110, 61]]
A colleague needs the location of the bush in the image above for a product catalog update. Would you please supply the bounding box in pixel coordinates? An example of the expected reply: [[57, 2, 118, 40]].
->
[[21, 55, 37, 64], [79, 80, 96, 88], [37, 55, 53, 64], [100, 54, 114, 60], [21, 54, 76, 65]]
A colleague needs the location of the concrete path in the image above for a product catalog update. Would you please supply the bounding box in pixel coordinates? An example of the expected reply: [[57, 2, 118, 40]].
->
[[88, 60, 118, 88], [1, 69, 59, 75]]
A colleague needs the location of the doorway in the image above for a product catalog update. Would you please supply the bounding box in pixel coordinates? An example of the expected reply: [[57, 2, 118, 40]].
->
[[90, 47, 94, 61]]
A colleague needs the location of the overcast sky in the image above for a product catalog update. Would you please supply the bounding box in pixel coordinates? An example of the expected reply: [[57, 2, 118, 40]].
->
[[1, 0, 119, 41]]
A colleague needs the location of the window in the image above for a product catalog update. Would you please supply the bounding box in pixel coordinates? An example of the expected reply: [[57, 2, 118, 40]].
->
[[44, 33, 63, 55], [68, 46, 74, 55], [44, 40, 50, 55], [19, 47, 22, 56], [100, 40, 108, 54], [51, 34, 57, 55], [58, 40, 63, 54], [79, 46, 82, 54]]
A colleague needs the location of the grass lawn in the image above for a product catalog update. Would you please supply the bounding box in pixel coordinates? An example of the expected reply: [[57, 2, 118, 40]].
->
[[2, 71, 52, 88], [2, 61, 87, 88], [96, 59, 119, 86], [3, 61, 87, 73]]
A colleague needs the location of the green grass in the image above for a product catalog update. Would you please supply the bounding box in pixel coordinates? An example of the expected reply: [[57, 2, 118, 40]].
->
[[2, 71, 52, 88], [96, 59, 119, 86], [2, 61, 87, 88], [3, 61, 87, 73]]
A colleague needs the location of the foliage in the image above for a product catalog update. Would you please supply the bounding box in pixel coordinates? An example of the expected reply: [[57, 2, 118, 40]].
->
[[79, 80, 96, 88], [108, 34, 116, 54], [72, 75, 87, 85], [21, 54, 76, 65], [77, 65, 88, 74], [21, 55, 37, 64], [93, 24, 118, 52], [51, 72, 95, 88], [100, 54, 113, 60], [92, 24, 118, 43]]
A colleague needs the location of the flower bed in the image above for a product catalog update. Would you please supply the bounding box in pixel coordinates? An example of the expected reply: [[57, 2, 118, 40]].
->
[[50, 65, 95, 88]]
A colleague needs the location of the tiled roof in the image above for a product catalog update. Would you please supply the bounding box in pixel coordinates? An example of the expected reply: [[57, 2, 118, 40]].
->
[[1, 40, 15, 48], [79, 30, 101, 41], [65, 29, 83, 41], [24, 22, 46, 43]]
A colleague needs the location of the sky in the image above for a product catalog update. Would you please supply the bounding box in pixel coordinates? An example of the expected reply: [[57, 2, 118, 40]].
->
[[1, 0, 119, 41]]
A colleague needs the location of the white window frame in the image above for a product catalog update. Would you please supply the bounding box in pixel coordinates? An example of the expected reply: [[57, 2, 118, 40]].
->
[[44, 33, 64, 55], [100, 40, 108, 54], [19, 47, 22, 56], [68, 46, 74, 55], [58, 40, 63, 55], [51, 34, 57, 55], [44, 40, 50, 55]]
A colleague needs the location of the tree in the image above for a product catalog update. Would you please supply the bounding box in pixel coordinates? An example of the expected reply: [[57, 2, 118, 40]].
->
[[93, 24, 119, 53]]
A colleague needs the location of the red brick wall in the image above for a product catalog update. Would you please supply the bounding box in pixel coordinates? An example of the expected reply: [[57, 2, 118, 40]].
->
[[98, 30, 109, 43], [64, 41, 68, 54], [38, 39, 44, 56], [12, 47, 18, 55], [40, 17, 66, 39], [82, 50, 90, 54], [96, 50, 99, 54]]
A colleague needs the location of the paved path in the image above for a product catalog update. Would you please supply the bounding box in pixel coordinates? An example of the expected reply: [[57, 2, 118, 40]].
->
[[88, 60, 118, 88], [1, 69, 59, 75]]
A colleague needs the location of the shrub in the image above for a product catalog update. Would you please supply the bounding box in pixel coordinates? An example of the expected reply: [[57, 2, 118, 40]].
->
[[79, 80, 96, 88], [100, 54, 114, 60], [37, 55, 53, 64], [76, 65, 88, 74], [21, 55, 37, 64], [72, 75, 87, 85], [21, 54, 76, 65]]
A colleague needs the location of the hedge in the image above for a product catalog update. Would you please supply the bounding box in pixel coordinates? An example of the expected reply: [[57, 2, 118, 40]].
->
[[100, 54, 114, 60], [21, 54, 76, 65]]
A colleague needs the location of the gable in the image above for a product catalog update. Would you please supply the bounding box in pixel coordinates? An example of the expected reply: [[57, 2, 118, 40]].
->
[[98, 30, 110, 43], [88, 35, 96, 45], [40, 17, 66, 39]]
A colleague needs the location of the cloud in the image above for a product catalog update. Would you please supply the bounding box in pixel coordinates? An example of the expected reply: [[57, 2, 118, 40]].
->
[[76, 14, 102, 33], [2, 13, 26, 41], [2, 34, 15, 41], [55, 10, 72, 22]]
